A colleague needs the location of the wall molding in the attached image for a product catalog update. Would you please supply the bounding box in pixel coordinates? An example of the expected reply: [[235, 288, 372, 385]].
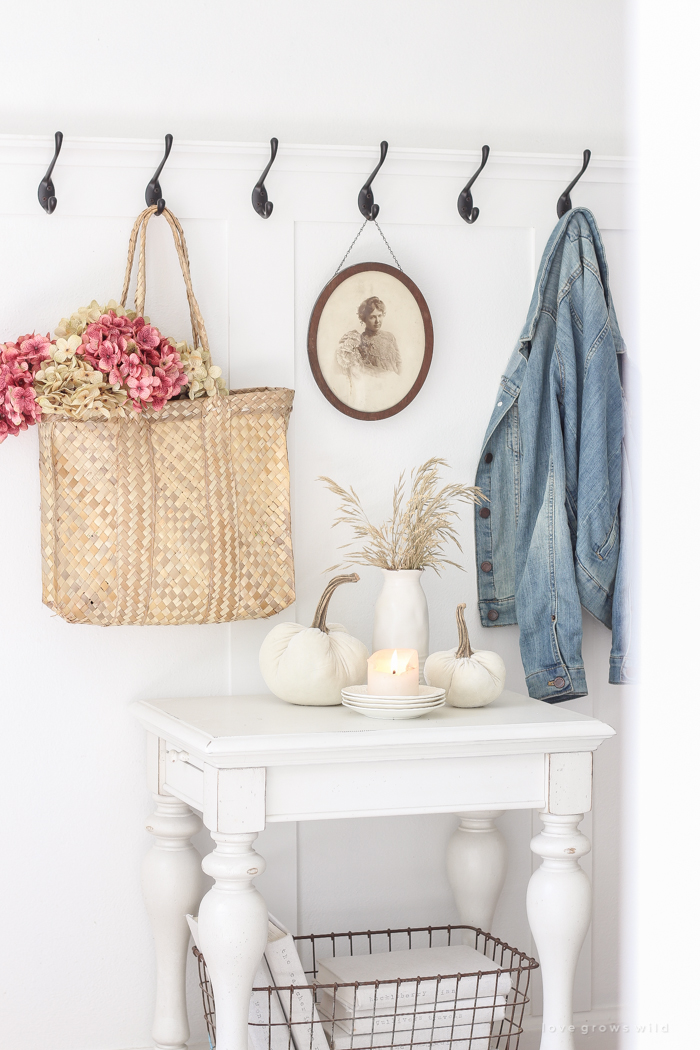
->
[[0, 134, 632, 184]]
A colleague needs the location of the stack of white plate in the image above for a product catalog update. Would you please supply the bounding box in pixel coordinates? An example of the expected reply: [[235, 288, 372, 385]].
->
[[341, 684, 446, 719]]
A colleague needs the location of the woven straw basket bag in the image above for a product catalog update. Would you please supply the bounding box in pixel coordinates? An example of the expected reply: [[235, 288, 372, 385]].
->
[[39, 206, 295, 626]]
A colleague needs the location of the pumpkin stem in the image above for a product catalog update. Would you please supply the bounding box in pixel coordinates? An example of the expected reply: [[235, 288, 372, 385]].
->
[[455, 603, 474, 658], [311, 573, 361, 633]]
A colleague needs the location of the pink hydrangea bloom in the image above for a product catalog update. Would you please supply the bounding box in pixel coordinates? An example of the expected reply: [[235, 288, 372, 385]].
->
[[0, 333, 50, 443], [126, 373, 169, 413], [4, 384, 40, 428], [123, 352, 146, 380], [136, 325, 161, 349], [19, 334, 52, 368], [126, 376, 156, 402], [97, 340, 120, 374], [76, 309, 186, 414]]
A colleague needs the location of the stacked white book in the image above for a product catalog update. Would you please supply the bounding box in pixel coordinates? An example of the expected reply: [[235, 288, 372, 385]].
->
[[263, 915, 329, 1050], [315, 943, 512, 1050], [187, 912, 329, 1050]]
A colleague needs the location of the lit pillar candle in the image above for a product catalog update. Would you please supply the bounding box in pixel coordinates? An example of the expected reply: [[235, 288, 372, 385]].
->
[[367, 649, 420, 697]]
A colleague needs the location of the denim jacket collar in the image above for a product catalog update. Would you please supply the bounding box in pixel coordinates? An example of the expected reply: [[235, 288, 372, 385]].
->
[[480, 207, 625, 456], [517, 206, 626, 361]]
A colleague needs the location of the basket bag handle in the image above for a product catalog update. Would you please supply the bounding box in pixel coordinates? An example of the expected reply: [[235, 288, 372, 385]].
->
[[120, 205, 210, 357]]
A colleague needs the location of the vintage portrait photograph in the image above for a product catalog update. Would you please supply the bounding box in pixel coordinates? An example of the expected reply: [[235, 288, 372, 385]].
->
[[308, 263, 433, 420]]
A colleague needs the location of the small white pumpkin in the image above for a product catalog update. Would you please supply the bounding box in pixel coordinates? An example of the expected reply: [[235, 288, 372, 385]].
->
[[259, 574, 368, 706], [424, 603, 506, 708]]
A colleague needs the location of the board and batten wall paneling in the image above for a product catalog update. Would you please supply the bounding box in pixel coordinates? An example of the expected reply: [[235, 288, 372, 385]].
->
[[0, 137, 631, 1050]]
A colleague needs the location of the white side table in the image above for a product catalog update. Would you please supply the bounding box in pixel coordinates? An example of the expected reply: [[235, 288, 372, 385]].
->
[[132, 690, 614, 1050]]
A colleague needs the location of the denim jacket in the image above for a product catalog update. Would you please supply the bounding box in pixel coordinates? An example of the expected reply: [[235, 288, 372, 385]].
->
[[475, 208, 631, 702]]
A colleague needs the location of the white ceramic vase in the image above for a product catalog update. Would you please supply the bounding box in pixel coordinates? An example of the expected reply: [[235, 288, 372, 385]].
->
[[372, 569, 430, 683]]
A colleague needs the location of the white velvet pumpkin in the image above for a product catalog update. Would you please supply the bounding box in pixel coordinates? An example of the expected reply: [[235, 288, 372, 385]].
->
[[424, 603, 506, 708], [259, 574, 368, 706]]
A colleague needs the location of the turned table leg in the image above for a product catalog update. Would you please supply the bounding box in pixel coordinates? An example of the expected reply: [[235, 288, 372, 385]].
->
[[446, 811, 507, 943], [143, 792, 206, 1050], [527, 812, 591, 1050], [197, 831, 269, 1050]]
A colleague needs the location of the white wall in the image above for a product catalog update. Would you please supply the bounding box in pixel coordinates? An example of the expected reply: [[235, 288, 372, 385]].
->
[[0, 140, 631, 1050], [1, 0, 626, 154], [0, 4, 630, 1049]]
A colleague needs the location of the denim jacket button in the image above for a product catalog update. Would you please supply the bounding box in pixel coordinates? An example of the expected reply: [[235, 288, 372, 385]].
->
[[553, 676, 566, 689], [487, 610, 499, 621], [484, 453, 493, 464], [479, 507, 490, 518], [481, 561, 493, 572]]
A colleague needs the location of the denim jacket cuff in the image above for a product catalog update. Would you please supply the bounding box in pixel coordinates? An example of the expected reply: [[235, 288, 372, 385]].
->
[[478, 596, 517, 627], [609, 655, 635, 685], [525, 664, 588, 703]]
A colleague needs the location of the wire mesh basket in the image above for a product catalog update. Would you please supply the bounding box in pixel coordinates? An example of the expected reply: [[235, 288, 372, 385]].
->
[[193, 924, 538, 1050]]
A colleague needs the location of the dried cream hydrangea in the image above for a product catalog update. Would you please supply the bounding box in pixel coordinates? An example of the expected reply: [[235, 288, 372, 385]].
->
[[54, 300, 146, 340], [34, 335, 130, 420], [173, 340, 228, 399]]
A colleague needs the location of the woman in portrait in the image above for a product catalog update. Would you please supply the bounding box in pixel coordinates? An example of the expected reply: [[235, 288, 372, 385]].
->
[[336, 296, 401, 384]]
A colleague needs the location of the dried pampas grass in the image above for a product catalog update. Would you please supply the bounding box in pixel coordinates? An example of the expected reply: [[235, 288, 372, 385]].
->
[[320, 458, 485, 574]]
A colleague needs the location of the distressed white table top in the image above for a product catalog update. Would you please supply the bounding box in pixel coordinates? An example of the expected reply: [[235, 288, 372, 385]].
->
[[132, 690, 614, 767]]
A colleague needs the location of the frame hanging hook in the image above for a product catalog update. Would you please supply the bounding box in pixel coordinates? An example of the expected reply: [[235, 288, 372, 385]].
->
[[252, 138, 279, 218], [358, 141, 389, 220], [557, 149, 591, 218], [145, 134, 173, 216], [457, 145, 490, 224], [38, 131, 63, 214]]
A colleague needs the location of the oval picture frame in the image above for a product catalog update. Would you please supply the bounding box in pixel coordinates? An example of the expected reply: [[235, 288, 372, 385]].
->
[[307, 262, 433, 421]]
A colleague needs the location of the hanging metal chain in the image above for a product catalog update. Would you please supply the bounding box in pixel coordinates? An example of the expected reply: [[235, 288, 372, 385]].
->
[[333, 219, 403, 278], [373, 221, 403, 272], [333, 220, 370, 277]]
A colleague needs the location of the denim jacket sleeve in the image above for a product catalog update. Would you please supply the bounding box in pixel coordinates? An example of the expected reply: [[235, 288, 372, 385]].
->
[[475, 209, 628, 703]]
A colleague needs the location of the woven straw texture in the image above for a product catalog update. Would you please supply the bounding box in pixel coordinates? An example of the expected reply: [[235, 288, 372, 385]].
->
[[39, 207, 295, 626]]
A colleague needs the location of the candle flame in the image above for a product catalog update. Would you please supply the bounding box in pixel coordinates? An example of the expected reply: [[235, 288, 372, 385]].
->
[[391, 649, 399, 674]]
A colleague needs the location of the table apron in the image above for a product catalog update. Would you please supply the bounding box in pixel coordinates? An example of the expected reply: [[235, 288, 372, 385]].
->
[[265, 753, 545, 820], [162, 747, 548, 823]]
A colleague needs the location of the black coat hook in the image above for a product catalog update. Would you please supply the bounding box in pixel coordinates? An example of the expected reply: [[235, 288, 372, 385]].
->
[[38, 132, 63, 214], [145, 134, 173, 215], [358, 141, 389, 220], [252, 138, 279, 218], [458, 145, 490, 224], [557, 149, 591, 218]]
